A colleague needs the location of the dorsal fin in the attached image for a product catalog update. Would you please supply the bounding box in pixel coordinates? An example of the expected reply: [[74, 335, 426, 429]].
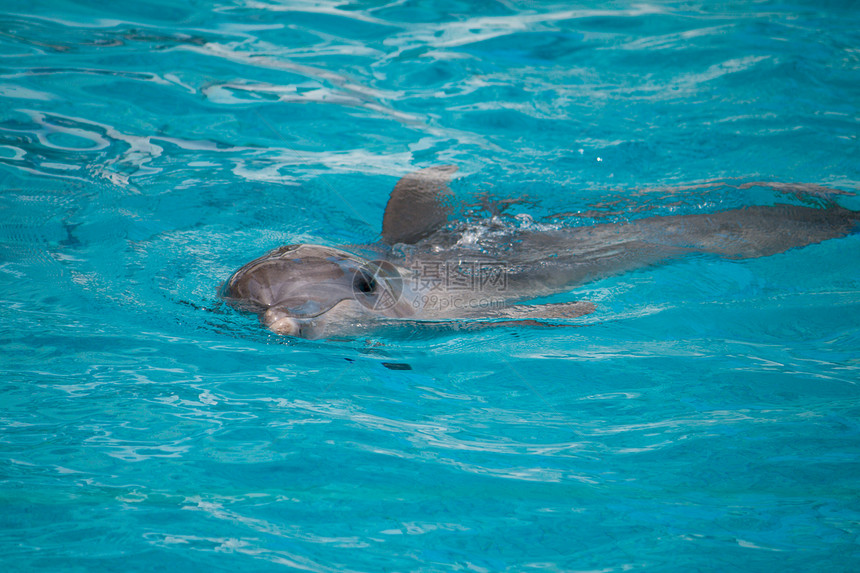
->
[[382, 165, 458, 245]]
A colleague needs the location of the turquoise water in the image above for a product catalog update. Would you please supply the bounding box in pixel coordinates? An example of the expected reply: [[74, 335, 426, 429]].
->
[[2, 0, 860, 570]]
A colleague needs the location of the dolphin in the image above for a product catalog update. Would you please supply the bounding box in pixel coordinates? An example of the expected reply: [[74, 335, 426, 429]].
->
[[220, 166, 858, 339]]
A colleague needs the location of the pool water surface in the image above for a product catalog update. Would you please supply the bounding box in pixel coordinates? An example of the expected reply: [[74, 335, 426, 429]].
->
[[1, 1, 859, 571]]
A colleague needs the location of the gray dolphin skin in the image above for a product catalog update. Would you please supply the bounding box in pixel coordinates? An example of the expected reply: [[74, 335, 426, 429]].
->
[[220, 166, 858, 339]]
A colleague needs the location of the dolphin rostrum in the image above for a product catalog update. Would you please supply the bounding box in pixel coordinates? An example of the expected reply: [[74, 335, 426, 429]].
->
[[220, 166, 858, 339]]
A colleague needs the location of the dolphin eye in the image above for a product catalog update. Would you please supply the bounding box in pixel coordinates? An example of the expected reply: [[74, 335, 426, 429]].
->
[[353, 270, 377, 294]]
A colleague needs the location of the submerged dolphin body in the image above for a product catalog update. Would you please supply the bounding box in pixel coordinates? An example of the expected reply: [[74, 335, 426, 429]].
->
[[221, 166, 858, 339]]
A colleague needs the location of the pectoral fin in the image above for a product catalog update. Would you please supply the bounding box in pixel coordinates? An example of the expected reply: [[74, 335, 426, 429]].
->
[[490, 301, 596, 321], [457, 301, 596, 322], [447, 301, 596, 332], [382, 165, 458, 245]]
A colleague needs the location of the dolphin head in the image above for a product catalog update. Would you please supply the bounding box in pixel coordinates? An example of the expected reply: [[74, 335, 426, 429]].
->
[[220, 244, 413, 339]]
